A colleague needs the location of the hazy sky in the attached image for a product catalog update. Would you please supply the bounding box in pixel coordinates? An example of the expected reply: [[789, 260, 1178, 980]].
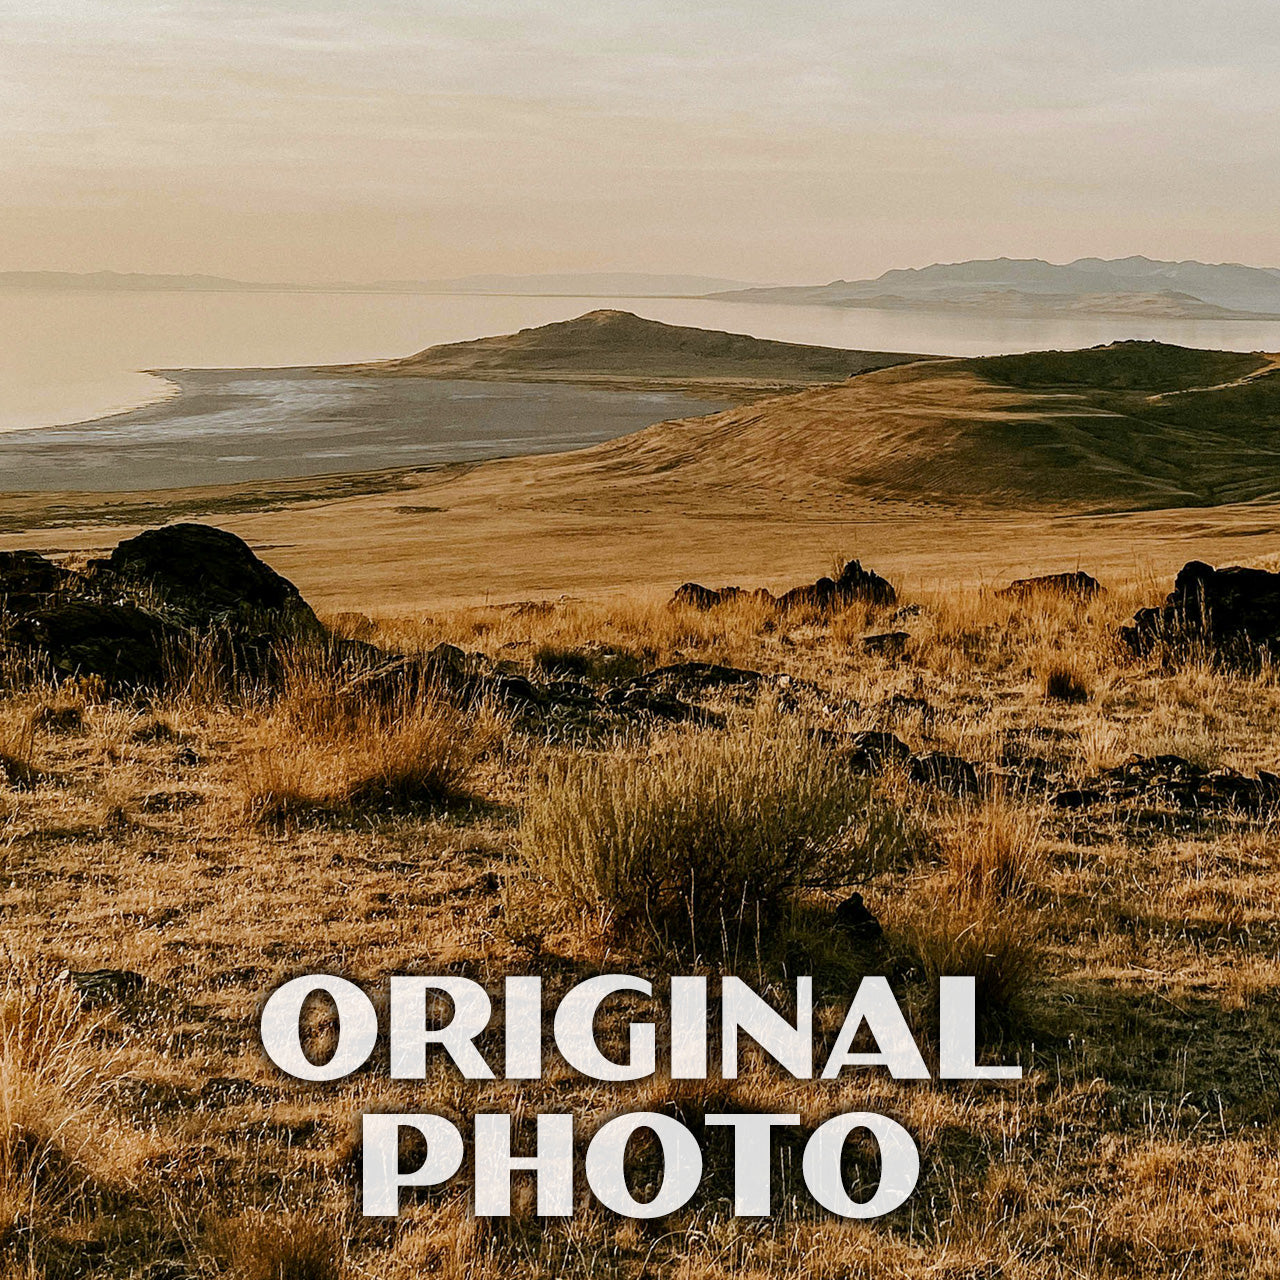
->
[[2, 0, 1277, 282]]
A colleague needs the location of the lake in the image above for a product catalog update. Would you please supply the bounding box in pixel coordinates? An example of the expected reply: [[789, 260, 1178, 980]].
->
[[3, 288, 1280, 489]]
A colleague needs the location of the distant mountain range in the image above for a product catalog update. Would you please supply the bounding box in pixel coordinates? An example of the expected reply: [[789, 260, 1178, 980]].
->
[[709, 256, 1280, 319], [0, 270, 758, 297]]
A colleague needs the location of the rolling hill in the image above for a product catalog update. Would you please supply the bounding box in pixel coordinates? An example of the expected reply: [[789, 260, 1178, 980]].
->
[[8, 339, 1280, 606], [554, 339, 1280, 512], [349, 309, 931, 393], [710, 256, 1280, 319]]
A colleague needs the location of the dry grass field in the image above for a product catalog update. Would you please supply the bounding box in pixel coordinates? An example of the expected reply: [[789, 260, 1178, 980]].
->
[[5, 568, 1280, 1278], [6, 336, 1280, 612], [6, 336, 1280, 1275]]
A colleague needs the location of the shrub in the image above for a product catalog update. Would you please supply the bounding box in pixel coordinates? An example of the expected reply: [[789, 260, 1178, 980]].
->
[[520, 714, 883, 943]]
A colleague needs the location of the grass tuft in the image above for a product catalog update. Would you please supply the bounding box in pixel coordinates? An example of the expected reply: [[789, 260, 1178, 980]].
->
[[209, 1210, 345, 1280], [238, 666, 503, 826]]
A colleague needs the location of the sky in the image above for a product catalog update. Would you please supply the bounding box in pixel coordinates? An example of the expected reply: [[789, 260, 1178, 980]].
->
[[1, 0, 1278, 283]]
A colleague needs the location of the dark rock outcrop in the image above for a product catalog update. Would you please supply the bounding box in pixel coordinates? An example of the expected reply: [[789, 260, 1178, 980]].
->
[[107, 524, 318, 632], [672, 560, 897, 613], [835, 892, 883, 941], [2, 524, 319, 689], [909, 752, 981, 796], [1123, 561, 1280, 659], [0, 550, 70, 607], [673, 583, 750, 610], [998, 572, 1103, 601], [1051, 752, 1280, 815], [9, 600, 178, 687], [775, 560, 898, 611], [849, 730, 912, 774]]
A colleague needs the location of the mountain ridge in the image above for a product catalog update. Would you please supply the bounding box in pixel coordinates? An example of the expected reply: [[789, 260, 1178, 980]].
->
[[709, 256, 1280, 318]]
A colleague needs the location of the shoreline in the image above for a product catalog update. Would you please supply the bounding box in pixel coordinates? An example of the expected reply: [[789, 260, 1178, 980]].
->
[[0, 368, 730, 493]]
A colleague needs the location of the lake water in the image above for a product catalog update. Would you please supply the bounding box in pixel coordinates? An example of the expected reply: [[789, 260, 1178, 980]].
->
[[3, 289, 1280, 489], [5, 289, 1280, 434]]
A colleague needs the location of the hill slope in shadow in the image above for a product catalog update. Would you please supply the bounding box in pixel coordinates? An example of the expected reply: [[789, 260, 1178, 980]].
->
[[569, 340, 1280, 512]]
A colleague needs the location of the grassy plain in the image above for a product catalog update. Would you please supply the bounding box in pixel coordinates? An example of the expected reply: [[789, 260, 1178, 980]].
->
[[6, 335, 1280, 1275], [4, 577, 1280, 1277]]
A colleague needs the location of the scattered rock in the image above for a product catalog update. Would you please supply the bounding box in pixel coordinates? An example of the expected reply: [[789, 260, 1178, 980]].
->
[[1055, 753, 1280, 815], [849, 730, 912, 774], [671, 560, 897, 614], [1052, 787, 1105, 810], [998, 572, 1104, 600], [909, 753, 981, 796], [862, 630, 911, 656], [630, 661, 764, 692], [65, 968, 146, 1006], [1123, 560, 1280, 660], [834, 891, 883, 941]]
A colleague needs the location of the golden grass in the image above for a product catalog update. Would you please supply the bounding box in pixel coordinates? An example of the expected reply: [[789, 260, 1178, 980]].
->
[[520, 710, 876, 945], [3, 569, 1280, 1275], [0, 967, 123, 1264], [237, 667, 504, 826], [0, 713, 38, 790], [208, 1209, 346, 1280]]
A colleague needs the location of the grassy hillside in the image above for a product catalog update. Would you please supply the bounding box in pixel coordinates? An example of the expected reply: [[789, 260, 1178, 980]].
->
[[971, 341, 1266, 391], [351, 308, 930, 393], [565, 339, 1280, 512]]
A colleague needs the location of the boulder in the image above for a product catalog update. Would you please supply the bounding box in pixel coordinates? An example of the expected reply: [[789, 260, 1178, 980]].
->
[[106, 524, 318, 632], [0, 550, 69, 606], [1123, 561, 1280, 658], [998, 572, 1103, 601], [10, 600, 178, 687], [834, 891, 883, 941], [2, 524, 320, 689]]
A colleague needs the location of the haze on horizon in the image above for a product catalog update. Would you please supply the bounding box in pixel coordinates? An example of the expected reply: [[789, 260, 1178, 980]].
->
[[2, 0, 1277, 286]]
